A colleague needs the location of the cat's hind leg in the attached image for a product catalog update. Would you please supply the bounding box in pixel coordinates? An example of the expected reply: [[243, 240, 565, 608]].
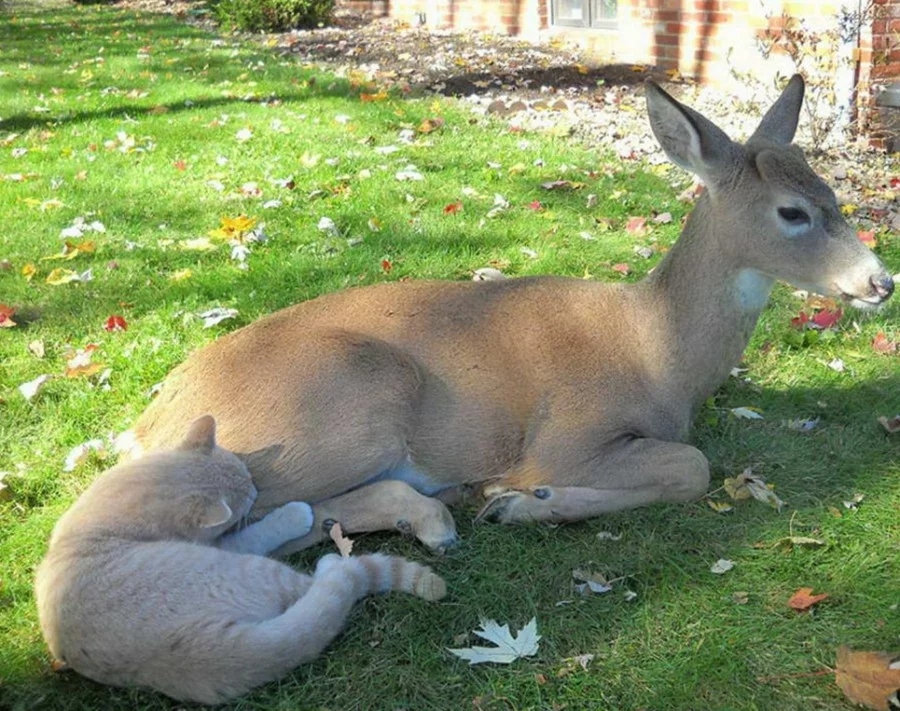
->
[[271, 480, 459, 557]]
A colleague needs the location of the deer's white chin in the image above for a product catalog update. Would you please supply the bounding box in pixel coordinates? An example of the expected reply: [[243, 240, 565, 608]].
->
[[843, 294, 884, 311]]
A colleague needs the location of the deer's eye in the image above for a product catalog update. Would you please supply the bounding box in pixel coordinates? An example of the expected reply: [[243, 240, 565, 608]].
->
[[777, 207, 810, 225]]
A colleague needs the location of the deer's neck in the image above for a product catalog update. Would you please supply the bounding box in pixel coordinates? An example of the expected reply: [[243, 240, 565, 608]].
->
[[642, 196, 773, 408]]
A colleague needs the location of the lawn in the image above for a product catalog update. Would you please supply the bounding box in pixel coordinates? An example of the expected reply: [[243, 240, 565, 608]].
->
[[0, 4, 898, 710]]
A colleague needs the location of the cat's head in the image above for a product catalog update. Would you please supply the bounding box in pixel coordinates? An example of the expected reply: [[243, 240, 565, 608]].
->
[[78, 415, 257, 542]]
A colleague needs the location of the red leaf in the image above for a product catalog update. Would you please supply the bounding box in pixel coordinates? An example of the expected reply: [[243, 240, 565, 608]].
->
[[788, 587, 829, 611], [0, 303, 17, 328], [172, 160, 187, 171], [625, 216, 647, 235], [791, 311, 809, 328], [891, 177, 900, 188], [611, 263, 631, 276], [381, 259, 392, 273], [443, 201, 462, 215], [872, 332, 898, 354], [811, 308, 843, 329], [104, 315, 128, 332], [857, 230, 877, 247], [527, 200, 543, 211]]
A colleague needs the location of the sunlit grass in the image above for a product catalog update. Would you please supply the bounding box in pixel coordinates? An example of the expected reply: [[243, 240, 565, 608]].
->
[[0, 4, 898, 710]]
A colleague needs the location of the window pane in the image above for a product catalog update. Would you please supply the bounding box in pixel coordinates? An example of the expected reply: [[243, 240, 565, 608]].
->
[[595, 0, 616, 21], [555, 0, 585, 22]]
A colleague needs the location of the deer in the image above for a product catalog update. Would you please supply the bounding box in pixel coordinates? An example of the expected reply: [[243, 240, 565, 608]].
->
[[126, 75, 894, 555]]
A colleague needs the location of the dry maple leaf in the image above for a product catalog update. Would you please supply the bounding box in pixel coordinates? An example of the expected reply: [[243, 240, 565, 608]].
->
[[872, 332, 898, 354], [788, 587, 829, 612], [835, 646, 900, 711], [328, 521, 353, 558]]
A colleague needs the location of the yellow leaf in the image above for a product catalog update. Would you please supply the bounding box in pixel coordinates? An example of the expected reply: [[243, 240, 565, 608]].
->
[[22, 263, 36, 281], [841, 204, 858, 215], [169, 268, 193, 281], [46, 268, 79, 285], [708, 500, 734, 513], [64, 362, 104, 378], [575, 63, 590, 74]]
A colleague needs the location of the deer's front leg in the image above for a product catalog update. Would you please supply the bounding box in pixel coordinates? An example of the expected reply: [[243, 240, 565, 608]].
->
[[477, 437, 710, 524]]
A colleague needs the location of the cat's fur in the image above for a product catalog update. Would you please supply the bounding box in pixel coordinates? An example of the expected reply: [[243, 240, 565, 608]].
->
[[35, 415, 447, 705]]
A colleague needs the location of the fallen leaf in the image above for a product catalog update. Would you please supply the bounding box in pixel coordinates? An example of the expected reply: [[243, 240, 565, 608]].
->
[[19, 374, 52, 401], [572, 569, 612, 594], [28, 340, 45, 358], [472, 267, 506, 281], [788, 587, 829, 611], [557, 653, 594, 677], [169, 268, 193, 282], [710, 558, 735, 574], [328, 521, 353, 558], [611, 263, 631, 276], [448, 618, 540, 665], [835, 646, 900, 711], [381, 259, 392, 273], [0, 304, 16, 328], [811, 308, 843, 329], [730, 407, 764, 420], [179, 238, 216, 252], [172, 159, 187, 171], [417, 117, 444, 134], [198, 308, 239, 328], [45, 268, 80, 285], [872, 332, 897, 354], [857, 229, 877, 247], [844, 493, 865, 509], [625, 216, 647, 235], [527, 200, 543, 211], [63, 439, 106, 472], [595, 531, 622, 541], [878, 415, 900, 433], [443, 201, 462, 215], [708, 500, 734, 513], [733, 591, 749, 604], [828, 358, 846, 373], [653, 212, 673, 224], [723, 468, 785, 511], [104, 315, 127, 332], [21, 263, 36, 281]]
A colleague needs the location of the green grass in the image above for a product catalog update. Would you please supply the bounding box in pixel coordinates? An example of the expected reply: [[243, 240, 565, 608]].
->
[[1, 5, 898, 710]]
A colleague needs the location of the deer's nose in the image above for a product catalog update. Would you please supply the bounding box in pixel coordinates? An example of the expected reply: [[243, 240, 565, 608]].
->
[[871, 274, 894, 301]]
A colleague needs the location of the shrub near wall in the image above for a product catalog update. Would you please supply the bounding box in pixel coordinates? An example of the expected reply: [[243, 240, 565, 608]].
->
[[212, 0, 334, 31]]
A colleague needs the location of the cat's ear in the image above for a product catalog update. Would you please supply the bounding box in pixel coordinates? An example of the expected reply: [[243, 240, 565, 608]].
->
[[179, 415, 217, 454], [198, 497, 233, 528]]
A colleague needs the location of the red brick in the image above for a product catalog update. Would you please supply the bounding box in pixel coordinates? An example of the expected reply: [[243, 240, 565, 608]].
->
[[657, 33, 681, 46], [665, 22, 682, 33]]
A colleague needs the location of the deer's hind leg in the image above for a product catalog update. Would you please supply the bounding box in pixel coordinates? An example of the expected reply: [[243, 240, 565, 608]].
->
[[477, 435, 710, 524], [271, 479, 459, 556]]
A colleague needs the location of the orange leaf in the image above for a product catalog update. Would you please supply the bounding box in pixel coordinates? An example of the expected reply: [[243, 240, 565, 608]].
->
[[172, 159, 187, 171], [872, 332, 897, 354], [64, 362, 105, 379], [857, 229, 877, 248], [381, 259, 392, 273], [443, 201, 462, 215], [611, 263, 631, 276], [788, 587, 829, 611], [360, 91, 388, 103], [417, 117, 445, 134], [835, 646, 900, 711], [0, 304, 17, 328]]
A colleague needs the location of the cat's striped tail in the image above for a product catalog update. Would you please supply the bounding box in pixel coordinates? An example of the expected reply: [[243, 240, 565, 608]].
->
[[315, 552, 447, 601]]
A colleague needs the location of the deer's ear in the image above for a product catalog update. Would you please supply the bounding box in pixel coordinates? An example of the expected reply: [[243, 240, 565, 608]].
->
[[645, 80, 738, 186], [178, 415, 216, 454], [750, 74, 804, 145]]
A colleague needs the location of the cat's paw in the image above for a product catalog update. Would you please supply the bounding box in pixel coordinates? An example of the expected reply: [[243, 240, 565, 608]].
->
[[270, 501, 315, 538], [315, 553, 345, 576]]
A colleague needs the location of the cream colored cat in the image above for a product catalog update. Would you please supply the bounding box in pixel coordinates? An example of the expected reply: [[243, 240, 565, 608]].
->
[[35, 415, 446, 705]]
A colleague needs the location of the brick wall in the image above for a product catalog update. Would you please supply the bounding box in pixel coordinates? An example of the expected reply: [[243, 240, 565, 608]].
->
[[338, 0, 900, 143]]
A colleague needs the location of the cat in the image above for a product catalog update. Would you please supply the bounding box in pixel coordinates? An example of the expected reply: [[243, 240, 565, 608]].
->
[[35, 415, 447, 705]]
